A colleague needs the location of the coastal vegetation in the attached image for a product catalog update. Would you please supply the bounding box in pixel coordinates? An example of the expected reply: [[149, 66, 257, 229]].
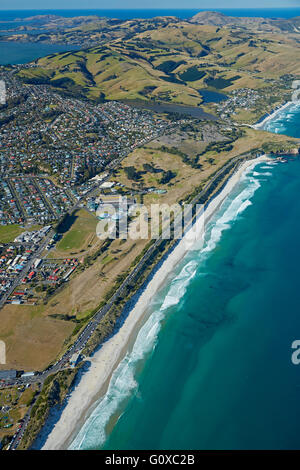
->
[[0, 224, 41, 244], [2, 10, 300, 450], [5, 119, 299, 451], [14, 16, 300, 119], [52, 209, 98, 256], [0, 383, 39, 445], [17, 369, 77, 450]]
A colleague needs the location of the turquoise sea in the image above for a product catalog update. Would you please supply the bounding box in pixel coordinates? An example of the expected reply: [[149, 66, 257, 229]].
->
[[69, 107, 300, 450], [3, 7, 300, 452], [261, 102, 300, 138]]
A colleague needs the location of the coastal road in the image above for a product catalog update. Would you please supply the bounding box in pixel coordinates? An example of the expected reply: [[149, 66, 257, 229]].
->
[[13, 151, 254, 388], [8, 151, 257, 450], [0, 230, 54, 309]]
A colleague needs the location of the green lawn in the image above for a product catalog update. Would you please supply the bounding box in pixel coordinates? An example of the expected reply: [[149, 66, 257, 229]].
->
[[0, 225, 40, 244], [56, 209, 98, 253], [0, 225, 24, 243], [58, 229, 85, 251]]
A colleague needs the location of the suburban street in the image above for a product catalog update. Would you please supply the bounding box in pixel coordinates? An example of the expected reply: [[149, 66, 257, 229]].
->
[[7, 151, 255, 450]]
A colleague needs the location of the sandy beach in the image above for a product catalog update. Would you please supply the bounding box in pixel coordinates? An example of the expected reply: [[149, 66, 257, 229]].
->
[[253, 101, 292, 130], [41, 155, 268, 450]]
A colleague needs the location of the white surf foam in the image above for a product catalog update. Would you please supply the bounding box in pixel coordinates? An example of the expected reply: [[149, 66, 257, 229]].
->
[[69, 167, 262, 451], [253, 171, 272, 177], [201, 176, 260, 255], [69, 260, 198, 450]]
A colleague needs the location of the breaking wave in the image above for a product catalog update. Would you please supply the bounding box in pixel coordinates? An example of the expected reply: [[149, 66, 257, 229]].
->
[[69, 164, 263, 450]]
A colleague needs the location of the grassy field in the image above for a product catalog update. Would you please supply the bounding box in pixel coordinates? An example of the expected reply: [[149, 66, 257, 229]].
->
[[0, 225, 149, 370], [51, 209, 98, 257], [0, 384, 38, 441], [0, 211, 148, 369], [0, 303, 74, 371], [16, 20, 300, 107], [113, 125, 300, 206], [43, 236, 148, 320], [0, 225, 24, 244], [0, 225, 41, 244], [0, 127, 299, 372]]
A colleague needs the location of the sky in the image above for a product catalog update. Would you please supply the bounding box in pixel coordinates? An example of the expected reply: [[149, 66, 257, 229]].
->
[[0, 0, 299, 10]]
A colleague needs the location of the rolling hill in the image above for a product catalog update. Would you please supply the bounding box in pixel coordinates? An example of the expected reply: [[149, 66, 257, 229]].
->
[[15, 14, 300, 107]]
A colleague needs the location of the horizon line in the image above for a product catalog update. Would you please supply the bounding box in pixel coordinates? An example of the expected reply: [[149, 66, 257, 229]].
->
[[0, 7, 298, 11]]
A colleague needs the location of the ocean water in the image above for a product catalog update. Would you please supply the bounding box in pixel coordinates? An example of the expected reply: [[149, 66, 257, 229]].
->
[[69, 103, 300, 450], [0, 42, 80, 65], [261, 102, 300, 138], [1, 9, 300, 23], [1, 8, 300, 65], [3, 7, 299, 451]]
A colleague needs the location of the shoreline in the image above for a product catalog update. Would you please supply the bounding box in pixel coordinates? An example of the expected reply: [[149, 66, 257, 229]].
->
[[252, 101, 292, 130], [40, 155, 269, 450]]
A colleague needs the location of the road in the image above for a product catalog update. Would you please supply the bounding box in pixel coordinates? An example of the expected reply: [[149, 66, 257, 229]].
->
[[0, 230, 54, 309], [8, 150, 256, 450]]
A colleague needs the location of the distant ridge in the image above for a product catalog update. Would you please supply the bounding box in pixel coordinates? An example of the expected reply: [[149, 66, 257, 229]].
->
[[190, 11, 237, 26], [190, 10, 300, 33]]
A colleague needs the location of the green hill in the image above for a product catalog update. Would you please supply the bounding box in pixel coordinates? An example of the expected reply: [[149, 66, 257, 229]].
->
[[16, 17, 300, 106]]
